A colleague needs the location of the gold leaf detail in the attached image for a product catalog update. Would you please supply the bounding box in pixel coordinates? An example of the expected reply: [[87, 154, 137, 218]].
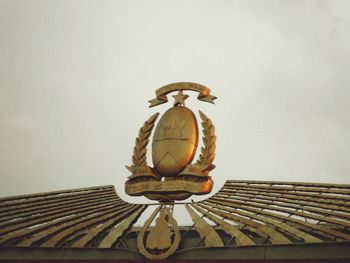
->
[[131, 113, 159, 166], [197, 111, 216, 169]]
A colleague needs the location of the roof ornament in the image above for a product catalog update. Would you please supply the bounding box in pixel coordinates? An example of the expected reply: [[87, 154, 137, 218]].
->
[[125, 82, 217, 259]]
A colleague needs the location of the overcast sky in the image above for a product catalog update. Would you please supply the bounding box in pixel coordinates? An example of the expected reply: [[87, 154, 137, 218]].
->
[[0, 0, 349, 202]]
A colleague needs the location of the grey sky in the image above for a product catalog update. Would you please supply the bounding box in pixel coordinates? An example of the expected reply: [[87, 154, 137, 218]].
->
[[0, 0, 349, 203]]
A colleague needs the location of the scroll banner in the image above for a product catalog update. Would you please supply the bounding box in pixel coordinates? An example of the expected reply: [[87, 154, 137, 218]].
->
[[125, 179, 213, 196], [149, 82, 217, 107]]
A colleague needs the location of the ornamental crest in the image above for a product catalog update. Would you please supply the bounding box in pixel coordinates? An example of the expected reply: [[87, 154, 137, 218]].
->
[[125, 82, 217, 202], [124, 82, 217, 259]]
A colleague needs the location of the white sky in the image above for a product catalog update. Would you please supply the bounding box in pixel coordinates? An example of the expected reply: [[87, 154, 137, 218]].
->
[[0, 0, 349, 203]]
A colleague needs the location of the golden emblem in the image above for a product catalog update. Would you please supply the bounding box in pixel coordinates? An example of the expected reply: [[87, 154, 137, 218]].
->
[[125, 82, 217, 202], [125, 82, 217, 259]]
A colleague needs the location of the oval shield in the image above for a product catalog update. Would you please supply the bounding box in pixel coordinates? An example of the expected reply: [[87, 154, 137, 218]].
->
[[152, 106, 198, 176]]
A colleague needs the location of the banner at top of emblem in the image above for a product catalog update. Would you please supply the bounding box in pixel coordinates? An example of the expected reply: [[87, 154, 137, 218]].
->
[[149, 82, 217, 107]]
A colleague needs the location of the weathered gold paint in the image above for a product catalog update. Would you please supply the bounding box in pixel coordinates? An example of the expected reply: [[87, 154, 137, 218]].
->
[[152, 106, 198, 176]]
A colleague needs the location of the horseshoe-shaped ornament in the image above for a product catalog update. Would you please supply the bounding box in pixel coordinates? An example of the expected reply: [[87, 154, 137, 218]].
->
[[137, 205, 181, 260]]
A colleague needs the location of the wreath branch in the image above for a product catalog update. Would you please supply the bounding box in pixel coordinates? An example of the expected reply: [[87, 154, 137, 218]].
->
[[132, 113, 159, 166], [196, 111, 216, 167]]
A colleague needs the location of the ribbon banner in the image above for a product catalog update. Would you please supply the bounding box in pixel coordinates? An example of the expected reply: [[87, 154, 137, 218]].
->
[[125, 179, 213, 196], [149, 82, 217, 107]]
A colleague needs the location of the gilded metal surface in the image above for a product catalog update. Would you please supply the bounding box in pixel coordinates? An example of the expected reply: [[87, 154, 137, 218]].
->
[[180, 110, 216, 177], [0, 186, 145, 248], [203, 200, 322, 243], [147, 209, 172, 249], [149, 82, 217, 107], [152, 106, 198, 176], [125, 83, 216, 201], [137, 206, 180, 260], [126, 113, 159, 180], [1, 180, 350, 260], [197, 203, 291, 244], [172, 89, 189, 106], [98, 206, 145, 248], [186, 204, 224, 247], [125, 178, 213, 196], [72, 205, 146, 248], [19, 203, 132, 247], [3, 84, 350, 260], [190, 204, 255, 246]]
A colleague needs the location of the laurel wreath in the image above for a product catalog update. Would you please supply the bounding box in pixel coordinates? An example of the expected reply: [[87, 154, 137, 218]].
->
[[131, 113, 159, 167], [197, 110, 216, 167]]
